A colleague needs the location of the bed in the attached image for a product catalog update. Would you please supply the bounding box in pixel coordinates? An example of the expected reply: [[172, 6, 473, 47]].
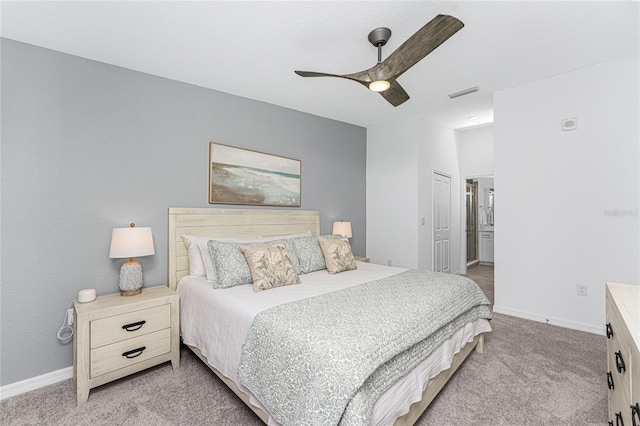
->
[[168, 208, 491, 425]]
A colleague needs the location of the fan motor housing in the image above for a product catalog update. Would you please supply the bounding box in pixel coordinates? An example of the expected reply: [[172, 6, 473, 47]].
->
[[368, 27, 391, 47]]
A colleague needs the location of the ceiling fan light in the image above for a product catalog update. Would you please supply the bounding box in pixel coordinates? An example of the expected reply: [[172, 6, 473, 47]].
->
[[369, 80, 391, 92]]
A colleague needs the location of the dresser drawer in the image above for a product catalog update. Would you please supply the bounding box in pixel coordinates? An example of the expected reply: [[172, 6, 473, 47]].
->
[[608, 346, 631, 403], [90, 328, 171, 378], [90, 304, 170, 349], [607, 296, 633, 400], [607, 293, 635, 349], [610, 393, 633, 426]]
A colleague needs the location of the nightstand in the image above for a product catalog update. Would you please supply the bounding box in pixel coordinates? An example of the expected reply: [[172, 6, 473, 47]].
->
[[354, 256, 370, 263], [73, 285, 179, 406]]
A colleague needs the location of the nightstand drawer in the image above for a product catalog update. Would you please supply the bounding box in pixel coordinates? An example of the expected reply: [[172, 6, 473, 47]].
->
[[90, 304, 170, 348], [91, 328, 171, 378]]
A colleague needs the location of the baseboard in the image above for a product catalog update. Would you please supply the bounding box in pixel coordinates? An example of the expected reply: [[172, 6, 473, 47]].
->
[[492, 305, 605, 336], [0, 366, 73, 400]]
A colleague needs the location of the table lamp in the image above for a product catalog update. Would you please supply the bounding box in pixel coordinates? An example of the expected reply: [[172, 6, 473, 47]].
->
[[109, 223, 155, 296], [332, 220, 352, 239]]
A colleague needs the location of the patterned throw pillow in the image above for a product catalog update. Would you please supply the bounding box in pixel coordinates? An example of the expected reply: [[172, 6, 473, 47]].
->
[[318, 237, 357, 274], [207, 239, 301, 288], [240, 244, 301, 292], [262, 238, 302, 275]]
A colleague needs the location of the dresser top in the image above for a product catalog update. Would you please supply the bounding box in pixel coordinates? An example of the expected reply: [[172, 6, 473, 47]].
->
[[607, 282, 640, 350]]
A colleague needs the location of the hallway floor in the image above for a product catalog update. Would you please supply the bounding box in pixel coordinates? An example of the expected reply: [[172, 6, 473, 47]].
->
[[464, 264, 494, 306]]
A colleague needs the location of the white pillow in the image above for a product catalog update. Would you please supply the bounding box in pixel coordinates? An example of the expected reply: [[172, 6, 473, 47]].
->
[[182, 235, 236, 280], [182, 234, 270, 281], [196, 239, 217, 281], [181, 235, 207, 277]]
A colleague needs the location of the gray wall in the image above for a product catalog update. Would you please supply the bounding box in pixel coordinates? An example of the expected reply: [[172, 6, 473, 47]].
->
[[0, 38, 367, 385]]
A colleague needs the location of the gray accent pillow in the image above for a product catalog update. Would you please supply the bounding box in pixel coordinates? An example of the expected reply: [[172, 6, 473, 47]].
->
[[287, 235, 342, 274]]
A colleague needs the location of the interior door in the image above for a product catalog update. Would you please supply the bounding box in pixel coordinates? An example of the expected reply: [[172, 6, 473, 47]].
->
[[433, 172, 451, 273]]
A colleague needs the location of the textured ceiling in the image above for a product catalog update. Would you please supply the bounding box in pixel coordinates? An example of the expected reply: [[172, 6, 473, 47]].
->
[[1, 1, 638, 129]]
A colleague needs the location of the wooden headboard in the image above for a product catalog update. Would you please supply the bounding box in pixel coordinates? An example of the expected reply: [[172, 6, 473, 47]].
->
[[168, 208, 320, 290]]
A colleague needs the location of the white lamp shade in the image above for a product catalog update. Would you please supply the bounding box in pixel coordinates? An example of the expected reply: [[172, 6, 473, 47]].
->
[[109, 227, 155, 259], [332, 221, 352, 238]]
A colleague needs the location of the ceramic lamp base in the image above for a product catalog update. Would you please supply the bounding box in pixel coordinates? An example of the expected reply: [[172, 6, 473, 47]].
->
[[119, 258, 143, 296]]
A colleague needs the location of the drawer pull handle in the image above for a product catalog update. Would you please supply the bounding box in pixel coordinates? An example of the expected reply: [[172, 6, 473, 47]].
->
[[606, 323, 614, 339], [607, 371, 614, 390], [615, 351, 626, 373], [616, 412, 624, 426], [632, 403, 639, 426], [609, 422, 614, 426], [122, 347, 146, 359], [122, 320, 146, 332]]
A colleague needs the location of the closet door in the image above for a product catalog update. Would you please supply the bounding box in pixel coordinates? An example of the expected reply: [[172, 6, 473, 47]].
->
[[433, 172, 451, 273]]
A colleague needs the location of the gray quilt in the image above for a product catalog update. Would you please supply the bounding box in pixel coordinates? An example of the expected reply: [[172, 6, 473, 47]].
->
[[237, 269, 492, 426]]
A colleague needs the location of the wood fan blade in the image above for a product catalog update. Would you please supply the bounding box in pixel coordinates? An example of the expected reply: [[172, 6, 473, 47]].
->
[[380, 14, 464, 80], [379, 80, 410, 107], [295, 69, 372, 87], [294, 71, 341, 78]]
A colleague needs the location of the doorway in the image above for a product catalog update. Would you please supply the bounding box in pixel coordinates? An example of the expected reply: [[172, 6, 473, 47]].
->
[[460, 176, 494, 275], [465, 180, 479, 266]]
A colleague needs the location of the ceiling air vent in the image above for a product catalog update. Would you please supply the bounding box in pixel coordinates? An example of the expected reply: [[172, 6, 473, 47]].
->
[[448, 86, 479, 99]]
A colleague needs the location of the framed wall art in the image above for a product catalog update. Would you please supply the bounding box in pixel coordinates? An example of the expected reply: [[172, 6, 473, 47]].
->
[[208, 142, 301, 207]]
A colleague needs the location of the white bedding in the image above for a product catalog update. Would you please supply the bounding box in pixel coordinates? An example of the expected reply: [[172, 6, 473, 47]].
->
[[177, 261, 491, 425]]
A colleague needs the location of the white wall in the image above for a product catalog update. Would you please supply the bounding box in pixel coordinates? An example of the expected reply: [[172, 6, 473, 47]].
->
[[367, 114, 460, 272], [366, 115, 420, 268], [457, 125, 494, 177], [494, 53, 640, 334]]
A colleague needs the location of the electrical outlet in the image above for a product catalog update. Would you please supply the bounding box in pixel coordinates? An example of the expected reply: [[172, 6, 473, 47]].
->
[[67, 308, 74, 326], [387, 259, 392, 266], [577, 284, 588, 297]]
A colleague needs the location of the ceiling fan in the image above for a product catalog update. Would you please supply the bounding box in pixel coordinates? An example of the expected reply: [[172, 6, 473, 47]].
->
[[295, 14, 464, 107]]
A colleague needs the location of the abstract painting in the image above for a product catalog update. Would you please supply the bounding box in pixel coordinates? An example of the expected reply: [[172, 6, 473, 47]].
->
[[209, 142, 301, 207]]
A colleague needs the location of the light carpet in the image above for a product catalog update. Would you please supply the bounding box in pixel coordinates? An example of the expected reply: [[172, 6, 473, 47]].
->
[[1, 266, 606, 425]]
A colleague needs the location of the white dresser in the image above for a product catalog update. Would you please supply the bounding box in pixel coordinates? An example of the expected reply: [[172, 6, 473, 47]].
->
[[606, 282, 640, 426]]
